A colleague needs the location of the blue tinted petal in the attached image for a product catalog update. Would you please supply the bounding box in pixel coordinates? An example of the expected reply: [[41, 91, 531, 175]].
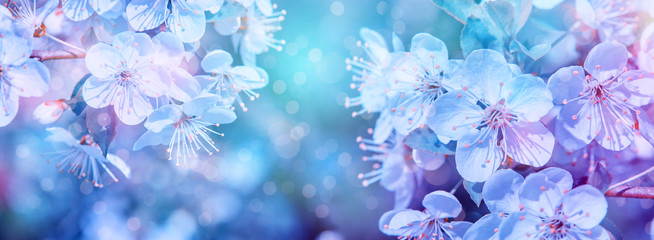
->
[[63, 0, 94, 21], [135, 65, 171, 98], [126, 0, 169, 31], [201, 50, 233, 73], [113, 32, 156, 68], [253, 67, 269, 86], [195, 0, 224, 12], [390, 91, 430, 135], [45, 127, 78, 146], [556, 99, 601, 148], [503, 74, 553, 122], [571, 225, 611, 240], [169, 68, 200, 102], [89, 0, 122, 16], [637, 112, 654, 147], [533, 0, 563, 9], [412, 149, 445, 171], [442, 59, 463, 91], [373, 110, 393, 144], [255, 0, 273, 16], [519, 173, 563, 217], [213, 17, 241, 35], [105, 153, 131, 178], [359, 28, 390, 66], [388, 210, 428, 230], [6, 59, 50, 97], [457, 49, 512, 104], [427, 90, 483, 140], [379, 210, 405, 235], [464, 214, 502, 240], [562, 185, 607, 229], [547, 66, 586, 105], [0, 30, 32, 66], [616, 70, 654, 107], [392, 32, 405, 52], [201, 106, 236, 124], [85, 43, 121, 78], [112, 87, 153, 125], [594, 102, 635, 151], [167, 0, 206, 42], [380, 151, 405, 190], [482, 169, 524, 213], [393, 176, 414, 210], [455, 128, 505, 182], [497, 212, 541, 240], [539, 167, 573, 194], [583, 41, 628, 81], [504, 121, 554, 167], [422, 190, 462, 219], [82, 76, 113, 109], [0, 88, 18, 127], [229, 66, 267, 89], [410, 33, 448, 68], [133, 125, 175, 150], [144, 104, 182, 132], [152, 32, 185, 67], [182, 94, 220, 117], [442, 221, 472, 240]]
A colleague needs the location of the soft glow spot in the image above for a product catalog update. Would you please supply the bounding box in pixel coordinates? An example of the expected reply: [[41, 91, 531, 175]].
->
[[294, 71, 307, 85], [286, 101, 300, 114], [273, 80, 287, 94], [263, 181, 277, 195], [315, 146, 328, 160], [40, 178, 54, 192], [127, 217, 141, 231], [393, 20, 406, 34], [16, 144, 29, 158], [316, 205, 330, 218], [330, 1, 344, 16], [285, 42, 299, 56], [309, 48, 323, 63], [338, 152, 352, 166], [323, 175, 336, 189], [303, 184, 316, 198], [376, 1, 387, 15], [93, 201, 107, 214]]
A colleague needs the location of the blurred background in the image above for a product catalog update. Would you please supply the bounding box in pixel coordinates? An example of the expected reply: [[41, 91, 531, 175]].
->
[[1, 0, 653, 239]]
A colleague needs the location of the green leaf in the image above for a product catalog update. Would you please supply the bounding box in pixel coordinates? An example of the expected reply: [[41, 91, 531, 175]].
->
[[464, 180, 484, 207], [86, 106, 118, 157], [588, 161, 612, 193], [432, 0, 480, 24], [69, 74, 91, 116], [460, 16, 505, 57], [81, 27, 99, 50]]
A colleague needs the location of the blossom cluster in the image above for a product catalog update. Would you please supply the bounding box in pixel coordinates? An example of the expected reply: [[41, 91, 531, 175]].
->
[[346, 0, 654, 239], [0, 0, 284, 188]]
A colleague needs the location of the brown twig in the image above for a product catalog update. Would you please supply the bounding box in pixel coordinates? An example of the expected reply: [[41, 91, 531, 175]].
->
[[604, 186, 654, 199], [30, 49, 86, 61]]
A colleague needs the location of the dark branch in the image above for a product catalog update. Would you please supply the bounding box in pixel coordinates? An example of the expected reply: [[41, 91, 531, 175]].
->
[[31, 49, 86, 61], [604, 185, 654, 199]]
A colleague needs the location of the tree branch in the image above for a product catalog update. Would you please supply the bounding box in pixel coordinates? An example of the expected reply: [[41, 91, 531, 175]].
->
[[31, 49, 86, 61], [604, 185, 654, 199]]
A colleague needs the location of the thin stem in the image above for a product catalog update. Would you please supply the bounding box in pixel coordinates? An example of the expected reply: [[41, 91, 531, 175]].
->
[[45, 32, 86, 53], [606, 165, 654, 191], [605, 186, 654, 199], [450, 179, 463, 195], [31, 49, 86, 61]]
